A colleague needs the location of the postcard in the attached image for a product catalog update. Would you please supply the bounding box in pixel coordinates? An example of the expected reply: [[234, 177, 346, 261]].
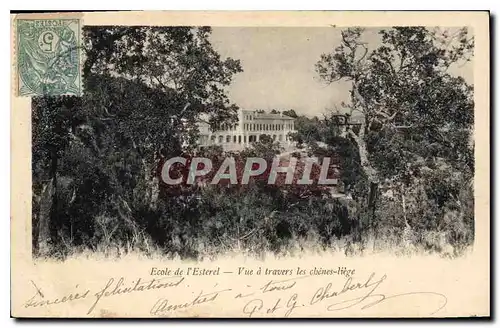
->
[[10, 11, 490, 318]]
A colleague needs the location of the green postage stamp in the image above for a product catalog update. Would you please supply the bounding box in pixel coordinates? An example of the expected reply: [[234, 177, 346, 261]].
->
[[16, 19, 81, 96]]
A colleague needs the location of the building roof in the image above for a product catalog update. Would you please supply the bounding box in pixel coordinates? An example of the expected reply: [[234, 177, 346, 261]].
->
[[253, 112, 295, 120]]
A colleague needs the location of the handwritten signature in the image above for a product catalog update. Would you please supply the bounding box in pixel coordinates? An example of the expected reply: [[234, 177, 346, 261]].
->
[[239, 272, 447, 317]]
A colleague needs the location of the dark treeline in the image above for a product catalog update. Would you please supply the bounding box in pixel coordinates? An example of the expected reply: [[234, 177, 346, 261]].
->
[[32, 26, 474, 259]]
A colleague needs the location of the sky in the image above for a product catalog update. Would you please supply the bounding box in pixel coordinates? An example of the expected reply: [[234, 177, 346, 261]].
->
[[210, 27, 349, 117], [209, 27, 473, 118]]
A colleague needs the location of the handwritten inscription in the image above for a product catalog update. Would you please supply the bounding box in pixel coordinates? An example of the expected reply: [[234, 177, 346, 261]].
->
[[150, 286, 232, 315], [243, 293, 301, 317], [23, 271, 447, 317], [24, 276, 185, 315], [24, 280, 90, 308], [238, 273, 447, 317]]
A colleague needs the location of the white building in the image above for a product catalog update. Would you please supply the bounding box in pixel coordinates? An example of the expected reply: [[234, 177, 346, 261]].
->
[[196, 109, 297, 151]]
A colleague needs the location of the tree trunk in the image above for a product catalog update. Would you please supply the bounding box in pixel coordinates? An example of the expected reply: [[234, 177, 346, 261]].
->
[[347, 123, 378, 184], [47, 151, 59, 255], [401, 184, 408, 226], [347, 122, 379, 249], [37, 180, 54, 257], [141, 158, 159, 210]]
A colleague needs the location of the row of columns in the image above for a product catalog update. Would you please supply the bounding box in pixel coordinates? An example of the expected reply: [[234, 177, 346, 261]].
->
[[201, 132, 293, 147]]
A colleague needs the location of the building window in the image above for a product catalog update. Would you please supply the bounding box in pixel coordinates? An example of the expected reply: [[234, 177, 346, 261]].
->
[[272, 135, 276, 140], [218, 135, 223, 143], [238, 135, 242, 143], [226, 135, 231, 143], [279, 135, 283, 141], [211, 135, 216, 143], [233, 135, 237, 143], [244, 136, 247, 143]]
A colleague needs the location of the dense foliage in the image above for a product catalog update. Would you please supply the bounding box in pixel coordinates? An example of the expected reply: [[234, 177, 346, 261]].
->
[[32, 26, 474, 259], [314, 27, 474, 253]]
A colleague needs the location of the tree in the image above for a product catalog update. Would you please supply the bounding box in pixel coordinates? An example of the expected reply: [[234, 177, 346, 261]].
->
[[317, 27, 473, 180], [289, 116, 320, 146], [32, 26, 243, 256], [32, 96, 82, 255], [282, 109, 298, 118], [85, 27, 241, 121], [316, 27, 474, 248]]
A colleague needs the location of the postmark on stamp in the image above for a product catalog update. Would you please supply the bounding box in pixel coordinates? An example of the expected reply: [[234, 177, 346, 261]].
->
[[16, 19, 81, 96]]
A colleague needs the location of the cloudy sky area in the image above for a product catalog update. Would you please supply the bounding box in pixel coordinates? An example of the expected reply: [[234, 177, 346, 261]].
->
[[210, 27, 473, 118]]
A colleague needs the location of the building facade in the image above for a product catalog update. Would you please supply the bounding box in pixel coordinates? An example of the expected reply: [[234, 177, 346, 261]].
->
[[197, 109, 297, 151]]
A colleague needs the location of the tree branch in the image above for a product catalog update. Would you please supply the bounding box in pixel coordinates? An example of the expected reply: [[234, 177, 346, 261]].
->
[[373, 107, 398, 121]]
